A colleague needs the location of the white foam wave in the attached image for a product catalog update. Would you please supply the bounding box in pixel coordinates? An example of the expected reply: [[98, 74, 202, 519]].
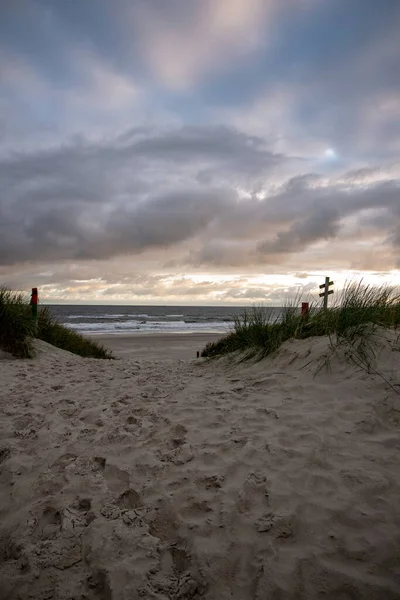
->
[[67, 314, 126, 319], [64, 320, 230, 334]]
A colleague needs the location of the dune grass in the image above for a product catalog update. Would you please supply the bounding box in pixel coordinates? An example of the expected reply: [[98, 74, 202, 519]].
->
[[0, 288, 36, 358], [37, 306, 112, 359], [0, 287, 112, 359], [201, 281, 400, 360]]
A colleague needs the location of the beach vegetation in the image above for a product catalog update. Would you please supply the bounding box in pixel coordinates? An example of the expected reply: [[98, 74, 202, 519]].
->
[[0, 287, 112, 359], [0, 288, 35, 358], [201, 282, 400, 365]]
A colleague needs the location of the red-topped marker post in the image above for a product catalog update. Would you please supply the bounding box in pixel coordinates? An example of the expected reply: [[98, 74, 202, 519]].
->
[[31, 287, 38, 332], [301, 302, 309, 320]]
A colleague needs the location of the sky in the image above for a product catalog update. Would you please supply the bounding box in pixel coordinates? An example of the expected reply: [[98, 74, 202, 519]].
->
[[0, 0, 399, 305]]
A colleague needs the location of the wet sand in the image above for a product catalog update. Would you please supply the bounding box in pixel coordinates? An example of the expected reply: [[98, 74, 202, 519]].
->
[[90, 332, 224, 359]]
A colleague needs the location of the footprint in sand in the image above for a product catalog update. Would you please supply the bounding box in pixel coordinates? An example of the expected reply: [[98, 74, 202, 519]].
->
[[204, 474, 225, 490], [100, 488, 143, 524], [159, 544, 192, 577], [86, 569, 112, 598], [100, 504, 121, 520], [255, 512, 276, 532], [116, 488, 142, 510], [72, 497, 92, 512], [0, 446, 11, 464], [51, 453, 78, 479], [103, 464, 130, 493], [0, 535, 22, 564], [169, 423, 188, 449], [78, 427, 97, 440], [147, 500, 181, 544], [256, 512, 296, 539], [13, 427, 38, 440], [36, 506, 63, 539], [170, 444, 194, 465], [78, 500, 96, 526], [92, 456, 106, 472], [149, 545, 204, 600], [0, 465, 13, 486], [237, 471, 270, 518], [171, 546, 192, 576], [13, 415, 36, 430]]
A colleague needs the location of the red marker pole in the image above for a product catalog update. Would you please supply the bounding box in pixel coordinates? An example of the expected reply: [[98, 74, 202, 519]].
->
[[301, 302, 309, 320], [31, 287, 38, 332]]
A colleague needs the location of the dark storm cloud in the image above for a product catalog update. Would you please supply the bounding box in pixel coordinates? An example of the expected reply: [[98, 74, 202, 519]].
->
[[0, 181, 235, 265], [0, 123, 288, 265], [257, 176, 400, 227], [130, 126, 283, 171], [0, 124, 281, 184], [185, 176, 400, 267], [0, 122, 399, 268], [255, 178, 400, 258], [258, 206, 341, 255]]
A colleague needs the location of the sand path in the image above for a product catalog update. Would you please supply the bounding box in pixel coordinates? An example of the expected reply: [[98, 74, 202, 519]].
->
[[1, 335, 400, 599]]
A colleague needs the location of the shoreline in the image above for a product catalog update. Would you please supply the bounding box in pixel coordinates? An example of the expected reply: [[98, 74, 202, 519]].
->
[[89, 331, 224, 359]]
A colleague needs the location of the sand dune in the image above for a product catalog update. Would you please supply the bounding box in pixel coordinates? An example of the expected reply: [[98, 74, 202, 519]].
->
[[1, 333, 400, 599]]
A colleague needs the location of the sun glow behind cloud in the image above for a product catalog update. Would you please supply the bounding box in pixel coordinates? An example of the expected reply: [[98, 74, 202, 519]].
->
[[324, 148, 337, 159]]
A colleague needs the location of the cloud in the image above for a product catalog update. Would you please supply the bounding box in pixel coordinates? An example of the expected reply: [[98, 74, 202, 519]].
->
[[0, 50, 146, 153], [258, 206, 341, 254], [124, 0, 273, 89], [214, 1, 400, 167], [0, 124, 282, 264], [0, 260, 322, 305], [0, 121, 398, 273], [67, 48, 142, 111]]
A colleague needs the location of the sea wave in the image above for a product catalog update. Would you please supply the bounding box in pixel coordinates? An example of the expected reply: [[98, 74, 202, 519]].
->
[[64, 319, 231, 334], [67, 314, 126, 319]]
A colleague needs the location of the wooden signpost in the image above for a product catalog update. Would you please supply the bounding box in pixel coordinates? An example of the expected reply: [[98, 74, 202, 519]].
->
[[319, 277, 334, 309]]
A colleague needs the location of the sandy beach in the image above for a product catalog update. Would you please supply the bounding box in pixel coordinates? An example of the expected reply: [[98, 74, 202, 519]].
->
[[90, 332, 224, 360], [1, 331, 400, 599]]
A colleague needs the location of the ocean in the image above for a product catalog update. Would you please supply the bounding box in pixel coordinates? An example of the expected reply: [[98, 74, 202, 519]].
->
[[47, 305, 283, 335]]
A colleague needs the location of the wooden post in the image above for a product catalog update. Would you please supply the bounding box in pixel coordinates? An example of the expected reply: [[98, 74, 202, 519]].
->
[[323, 276, 329, 310], [319, 277, 334, 310], [31, 287, 38, 332]]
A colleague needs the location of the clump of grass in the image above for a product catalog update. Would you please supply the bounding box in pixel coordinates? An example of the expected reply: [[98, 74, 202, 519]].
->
[[0, 287, 112, 359], [0, 288, 35, 358], [201, 281, 400, 361]]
